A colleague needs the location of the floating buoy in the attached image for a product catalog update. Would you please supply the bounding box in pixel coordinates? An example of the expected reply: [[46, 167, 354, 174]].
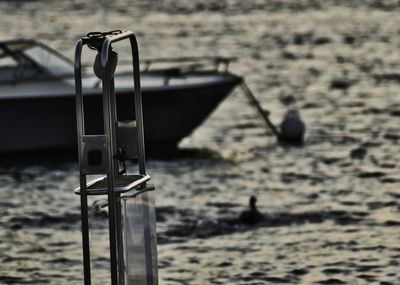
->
[[279, 109, 306, 144]]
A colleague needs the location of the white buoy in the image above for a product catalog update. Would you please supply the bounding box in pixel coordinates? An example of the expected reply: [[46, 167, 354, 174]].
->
[[280, 109, 306, 144]]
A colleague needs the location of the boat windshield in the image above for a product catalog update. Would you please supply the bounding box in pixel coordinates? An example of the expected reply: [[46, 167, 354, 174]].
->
[[0, 46, 20, 82], [23, 44, 74, 77], [0, 40, 74, 82]]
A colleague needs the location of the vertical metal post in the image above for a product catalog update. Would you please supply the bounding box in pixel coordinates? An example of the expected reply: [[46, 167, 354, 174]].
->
[[142, 191, 154, 284], [79, 176, 91, 285], [109, 60, 125, 285], [74, 39, 92, 285], [115, 194, 125, 285], [102, 58, 119, 285], [130, 36, 146, 176], [129, 36, 155, 284]]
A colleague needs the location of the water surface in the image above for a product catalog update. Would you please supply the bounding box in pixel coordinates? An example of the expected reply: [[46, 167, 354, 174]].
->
[[1, 1, 400, 284]]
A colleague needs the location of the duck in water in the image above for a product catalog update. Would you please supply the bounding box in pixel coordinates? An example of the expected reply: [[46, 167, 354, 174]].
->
[[238, 196, 264, 225]]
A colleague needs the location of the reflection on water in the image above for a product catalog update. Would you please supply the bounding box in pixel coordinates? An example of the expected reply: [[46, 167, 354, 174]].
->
[[1, 0, 400, 284]]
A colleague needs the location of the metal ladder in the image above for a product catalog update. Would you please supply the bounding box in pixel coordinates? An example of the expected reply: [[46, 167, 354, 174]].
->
[[74, 30, 157, 285]]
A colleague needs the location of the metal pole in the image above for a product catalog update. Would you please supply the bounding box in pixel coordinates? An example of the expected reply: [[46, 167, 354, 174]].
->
[[110, 68, 126, 285], [79, 176, 91, 285], [129, 35, 156, 284], [102, 59, 119, 285], [129, 35, 146, 176], [75, 39, 91, 285], [115, 194, 125, 285], [142, 192, 154, 285]]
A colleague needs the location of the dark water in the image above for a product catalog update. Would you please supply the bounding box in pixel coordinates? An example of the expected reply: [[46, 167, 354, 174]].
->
[[1, 1, 400, 284]]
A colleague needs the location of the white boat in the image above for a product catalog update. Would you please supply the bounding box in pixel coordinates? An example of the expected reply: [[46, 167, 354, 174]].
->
[[0, 39, 242, 155]]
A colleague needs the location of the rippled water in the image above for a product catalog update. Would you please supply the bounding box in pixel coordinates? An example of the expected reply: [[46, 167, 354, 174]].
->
[[1, 1, 400, 284]]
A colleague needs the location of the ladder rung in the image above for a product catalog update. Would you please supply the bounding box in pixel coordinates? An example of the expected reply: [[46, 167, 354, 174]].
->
[[75, 174, 150, 195]]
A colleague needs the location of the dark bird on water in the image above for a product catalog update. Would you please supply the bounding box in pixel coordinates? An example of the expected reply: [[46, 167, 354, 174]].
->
[[238, 196, 265, 225]]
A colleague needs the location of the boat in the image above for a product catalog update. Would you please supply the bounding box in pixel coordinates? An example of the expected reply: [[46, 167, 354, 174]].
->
[[0, 39, 242, 156]]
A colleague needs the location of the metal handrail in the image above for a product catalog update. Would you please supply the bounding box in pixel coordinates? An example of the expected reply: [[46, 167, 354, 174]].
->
[[75, 30, 151, 285], [82, 55, 237, 74], [140, 56, 237, 72]]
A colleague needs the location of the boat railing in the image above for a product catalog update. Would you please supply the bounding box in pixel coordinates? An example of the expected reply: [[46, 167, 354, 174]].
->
[[139, 56, 237, 74], [83, 56, 236, 75]]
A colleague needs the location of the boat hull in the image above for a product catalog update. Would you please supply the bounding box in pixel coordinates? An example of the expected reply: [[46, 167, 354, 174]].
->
[[0, 74, 241, 155]]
